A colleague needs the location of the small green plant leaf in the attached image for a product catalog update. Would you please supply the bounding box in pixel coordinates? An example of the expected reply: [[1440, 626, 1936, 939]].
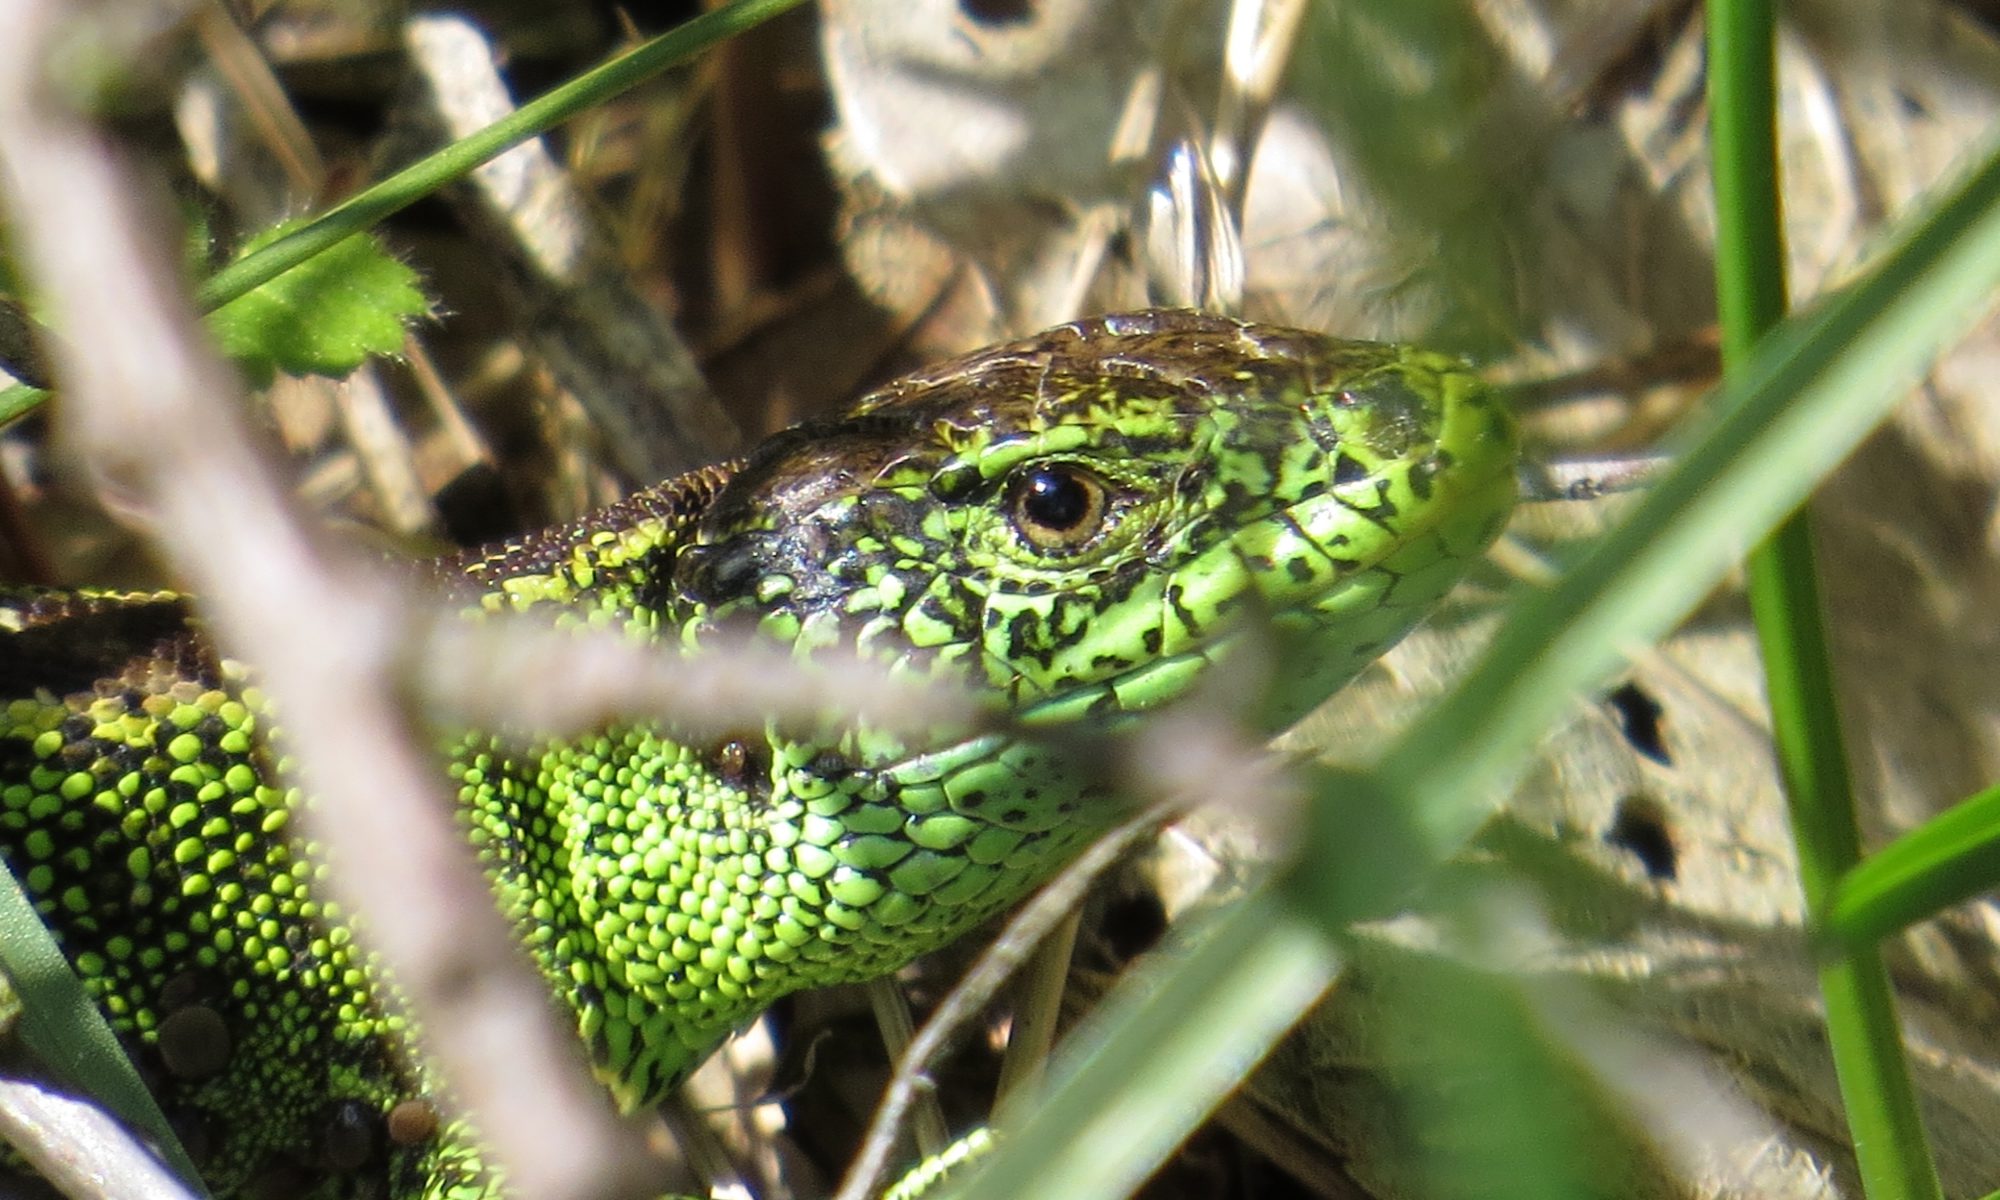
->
[[206, 224, 429, 385]]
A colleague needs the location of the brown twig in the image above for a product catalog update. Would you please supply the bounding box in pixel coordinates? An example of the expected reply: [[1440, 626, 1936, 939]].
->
[[402, 615, 985, 746]]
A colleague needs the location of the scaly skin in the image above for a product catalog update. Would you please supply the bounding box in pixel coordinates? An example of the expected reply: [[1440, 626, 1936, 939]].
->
[[0, 310, 1518, 1198]]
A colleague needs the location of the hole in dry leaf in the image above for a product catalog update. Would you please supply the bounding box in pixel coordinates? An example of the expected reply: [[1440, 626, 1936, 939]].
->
[[1100, 887, 1167, 960], [959, 0, 1036, 27], [1605, 794, 1678, 881], [1605, 680, 1671, 765]]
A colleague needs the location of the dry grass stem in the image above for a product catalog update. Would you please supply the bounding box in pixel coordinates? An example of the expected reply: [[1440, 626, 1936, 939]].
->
[[0, 1073, 202, 1200]]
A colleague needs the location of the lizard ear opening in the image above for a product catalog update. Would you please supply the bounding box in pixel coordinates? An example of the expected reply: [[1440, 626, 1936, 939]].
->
[[675, 539, 764, 609]]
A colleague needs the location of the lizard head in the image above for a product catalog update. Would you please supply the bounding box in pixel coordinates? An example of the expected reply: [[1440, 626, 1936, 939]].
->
[[677, 309, 1518, 740]]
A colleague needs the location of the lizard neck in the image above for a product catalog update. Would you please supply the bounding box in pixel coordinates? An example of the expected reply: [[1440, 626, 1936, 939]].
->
[[452, 715, 1115, 1109], [444, 465, 746, 1100]]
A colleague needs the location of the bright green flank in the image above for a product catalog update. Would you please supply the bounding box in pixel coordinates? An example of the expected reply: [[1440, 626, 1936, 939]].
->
[[0, 310, 1518, 1198]]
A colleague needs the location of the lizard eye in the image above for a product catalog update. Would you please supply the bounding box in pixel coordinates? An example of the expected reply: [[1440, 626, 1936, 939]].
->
[[1007, 463, 1108, 551]]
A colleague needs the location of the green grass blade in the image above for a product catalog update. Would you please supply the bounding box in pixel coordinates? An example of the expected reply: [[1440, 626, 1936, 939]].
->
[[1709, 0, 1787, 348], [1711, 1, 1939, 1195], [1825, 782, 2000, 945], [0, 384, 39, 429]]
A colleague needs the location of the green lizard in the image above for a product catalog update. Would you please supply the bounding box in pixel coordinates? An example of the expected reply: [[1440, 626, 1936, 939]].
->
[[0, 309, 1518, 1198]]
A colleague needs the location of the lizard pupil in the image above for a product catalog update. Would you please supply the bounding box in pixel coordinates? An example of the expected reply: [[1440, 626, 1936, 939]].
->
[[1010, 464, 1106, 549]]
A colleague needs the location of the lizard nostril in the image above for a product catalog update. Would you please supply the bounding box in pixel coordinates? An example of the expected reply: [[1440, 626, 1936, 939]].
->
[[1305, 411, 1342, 453]]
